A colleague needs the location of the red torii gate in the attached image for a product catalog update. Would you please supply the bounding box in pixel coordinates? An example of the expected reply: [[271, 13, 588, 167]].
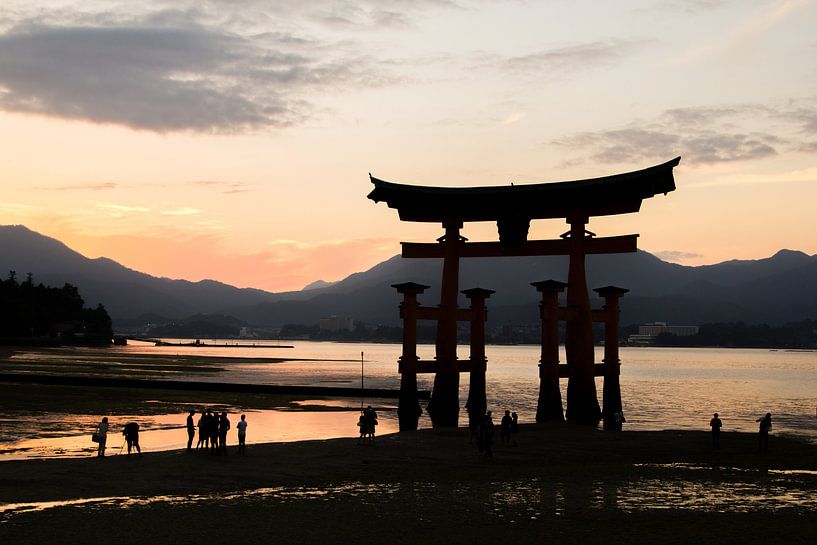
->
[[369, 157, 680, 429]]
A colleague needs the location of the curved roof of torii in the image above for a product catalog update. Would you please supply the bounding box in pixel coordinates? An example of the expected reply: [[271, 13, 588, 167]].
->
[[368, 156, 680, 223]]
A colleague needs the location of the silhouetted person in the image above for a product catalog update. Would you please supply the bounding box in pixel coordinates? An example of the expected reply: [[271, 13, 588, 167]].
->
[[511, 411, 519, 447], [710, 413, 722, 449], [358, 405, 378, 443], [196, 410, 207, 450], [208, 410, 219, 454], [756, 412, 772, 451], [613, 410, 625, 431], [186, 410, 196, 452], [357, 411, 366, 443], [95, 417, 109, 457], [236, 414, 247, 455], [367, 406, 378, 441], [122, 422, 141, 456], [478, 411, 495, 458], [500, 410, 512, 446], [219, 412, 230, 455]]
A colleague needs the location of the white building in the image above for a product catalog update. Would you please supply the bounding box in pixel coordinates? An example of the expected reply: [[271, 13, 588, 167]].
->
[[638, 322, 699, 337], [628, 322, 699, 344]]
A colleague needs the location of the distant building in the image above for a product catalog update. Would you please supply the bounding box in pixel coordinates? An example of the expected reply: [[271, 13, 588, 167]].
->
[[628, 322, 699, 345], [319, 315, 354, 332], [238, 327, 257, 339]]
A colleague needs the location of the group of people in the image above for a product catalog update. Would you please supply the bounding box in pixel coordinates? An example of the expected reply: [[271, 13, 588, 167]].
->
[[475, 408, 519, 457], [192, 409, 248, 455], [709, 411, 773, 451], [357, 405, 378, 443], [93, 410, 248, 457], [92, 417, 141, 457]]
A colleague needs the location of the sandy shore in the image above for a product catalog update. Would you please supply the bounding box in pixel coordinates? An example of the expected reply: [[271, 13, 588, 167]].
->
[[1, 425, 815, 544]]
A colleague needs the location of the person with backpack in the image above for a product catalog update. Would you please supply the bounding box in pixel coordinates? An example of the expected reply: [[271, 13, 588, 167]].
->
[[94, 417, 109, 457]]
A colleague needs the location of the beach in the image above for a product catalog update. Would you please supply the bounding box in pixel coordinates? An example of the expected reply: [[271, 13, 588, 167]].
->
[[1, 425, 816, 544]]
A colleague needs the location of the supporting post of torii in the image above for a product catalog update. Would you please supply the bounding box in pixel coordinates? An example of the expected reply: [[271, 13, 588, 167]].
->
[[393, 282, 429, 431], [532, 280, 567, 422], [463, 288, 494, 435], [431, 220, 463, 427], [594, 286, 628, 431], [564, 217, 602, 425]]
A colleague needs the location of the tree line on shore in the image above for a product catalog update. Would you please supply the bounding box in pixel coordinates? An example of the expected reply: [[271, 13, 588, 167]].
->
[[0, 271, 113, 345]]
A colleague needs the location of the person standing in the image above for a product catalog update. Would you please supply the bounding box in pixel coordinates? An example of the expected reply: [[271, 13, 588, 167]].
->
[[122, 422, 141, 456], [208, 410, 219, 454], [196, 409, 207, 450], [709, 413, 722, 449], [236, 414, 248, 455], [186, 410, 196, 452], [756, 412, 772, 451], [510, 411, 519, 447], [479, 411, 495, 458], [218, 412, 230, 455], [95, 417, 109, 457], [500, 410, 512, 446]]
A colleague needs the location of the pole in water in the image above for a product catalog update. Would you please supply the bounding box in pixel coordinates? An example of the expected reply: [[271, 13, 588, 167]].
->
[[360, 351, 364, 410]]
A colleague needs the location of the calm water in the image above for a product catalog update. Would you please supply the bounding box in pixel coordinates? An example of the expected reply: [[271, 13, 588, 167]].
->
[[122, 341, 817, 438], [2, 342, 815, 459]]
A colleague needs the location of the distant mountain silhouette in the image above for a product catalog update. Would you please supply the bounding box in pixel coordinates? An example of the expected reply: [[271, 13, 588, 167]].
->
[[233, 248, 817, 327], [302, 279, 337, 291], [2, 225, 815, 327], [0, 225, 278, 320]]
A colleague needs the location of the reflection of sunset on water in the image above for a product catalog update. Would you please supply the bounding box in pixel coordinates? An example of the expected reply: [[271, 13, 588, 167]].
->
[[2, 342, 816, 461], [2, 409, 400, 461]]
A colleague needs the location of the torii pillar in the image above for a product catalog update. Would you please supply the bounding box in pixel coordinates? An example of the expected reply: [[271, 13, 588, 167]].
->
[[594, 286, 628, 430], [430, 220, 464, 428], [564, 217, 602, 425], [532, 280, 567, 422], [393, 282, 429, 431], [463, 287, 494, 434]]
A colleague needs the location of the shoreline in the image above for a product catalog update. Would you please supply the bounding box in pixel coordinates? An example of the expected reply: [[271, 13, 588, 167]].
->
[[2, 426, 816, 544], [2, 425, 815, 504], [0, 373, 422, 399]]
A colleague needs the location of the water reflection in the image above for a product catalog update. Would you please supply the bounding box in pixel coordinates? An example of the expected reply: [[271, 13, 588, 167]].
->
[[0, 408, 400, 461], [3, 342, 816, 457], [2, 471, 814, 520]]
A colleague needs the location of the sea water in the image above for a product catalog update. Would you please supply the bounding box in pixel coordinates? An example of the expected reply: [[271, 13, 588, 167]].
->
[[1, 342, 815, 458]]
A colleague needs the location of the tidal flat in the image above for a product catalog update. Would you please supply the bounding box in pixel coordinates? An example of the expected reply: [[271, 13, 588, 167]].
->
[[1, 425, 816, 544], [1, 345, 816, 543]]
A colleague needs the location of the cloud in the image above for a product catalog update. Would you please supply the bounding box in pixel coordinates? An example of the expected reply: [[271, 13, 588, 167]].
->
[[187, 180, 254, 194], [95, 202, 151, 213], [553, 127, 779, 165], [161, 207, 201, 216], [653, 250, 704, 261], [550, 103, 801, 165], [484, 39, 645, 78], [37, 182, 119, 191], [0, 15, 392, 132]]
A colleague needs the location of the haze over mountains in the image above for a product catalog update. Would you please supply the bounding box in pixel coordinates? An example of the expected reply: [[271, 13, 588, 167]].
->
[[1, 225, 815, 328]]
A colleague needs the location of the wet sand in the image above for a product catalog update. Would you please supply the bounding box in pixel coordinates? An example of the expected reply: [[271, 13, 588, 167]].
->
[[1, 425, 816, 544]]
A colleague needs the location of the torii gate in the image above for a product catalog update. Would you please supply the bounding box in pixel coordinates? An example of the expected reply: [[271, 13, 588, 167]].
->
[[368, 157, 679, 429]]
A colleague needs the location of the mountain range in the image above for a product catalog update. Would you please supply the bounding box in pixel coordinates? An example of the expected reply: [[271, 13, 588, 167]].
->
[[1, 224, 815, 328]]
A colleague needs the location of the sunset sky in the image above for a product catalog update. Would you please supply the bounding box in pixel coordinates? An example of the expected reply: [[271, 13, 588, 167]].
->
[[1, 0, 816, 292]]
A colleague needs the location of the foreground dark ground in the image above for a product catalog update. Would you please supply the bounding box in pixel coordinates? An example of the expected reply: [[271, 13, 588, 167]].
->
[[1, 424, 815, 544]]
